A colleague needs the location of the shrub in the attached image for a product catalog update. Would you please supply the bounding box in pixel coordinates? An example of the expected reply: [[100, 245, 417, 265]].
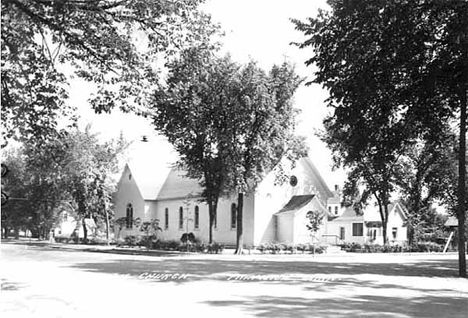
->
[[414, 242, 444, 252], [88, 237, 110, 245], [314, 245, 326, 254], [257, 244, 268, 254], [180, 232, 197, 243], [139, 234, 159, 249], [155, 240, 180, 250], [284, 243, 296, 254], [296, 244, 307, 253], [123, 235, 140, 247], [207, 242, 224, 254]]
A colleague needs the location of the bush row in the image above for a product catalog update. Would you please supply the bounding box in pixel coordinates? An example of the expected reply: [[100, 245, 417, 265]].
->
[[256, 243, 326, 254], [117, 235, 225, 253], [339, 241, 445, 253]]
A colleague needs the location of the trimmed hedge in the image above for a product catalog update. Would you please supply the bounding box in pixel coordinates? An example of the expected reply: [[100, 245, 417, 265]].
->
[[339, 241, 445, 253], [256, 243, 326, 254]]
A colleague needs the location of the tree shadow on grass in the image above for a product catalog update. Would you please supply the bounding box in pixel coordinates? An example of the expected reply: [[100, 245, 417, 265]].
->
[[204, 294, 467, 318]]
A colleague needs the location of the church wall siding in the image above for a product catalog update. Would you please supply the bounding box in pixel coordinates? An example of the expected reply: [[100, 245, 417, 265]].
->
[[154, 195, 255, 246], [114, 166, 146, 238]]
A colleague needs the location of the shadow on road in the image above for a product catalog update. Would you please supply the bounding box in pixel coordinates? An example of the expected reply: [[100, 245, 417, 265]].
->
[[204, 294, 467, 318], [67, 257, 467, 317], [68, 257, 460, 281]]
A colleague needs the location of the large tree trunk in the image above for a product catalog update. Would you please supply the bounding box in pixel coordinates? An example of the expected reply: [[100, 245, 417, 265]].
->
[[457, 86, 467, 277], [82, 218, 88, 244], [105, 209, 110, 245], [235, 192, 244, 255], [208, 202, 214, 244], [376, 199, 388, 245], [382, 220, 388, 245]]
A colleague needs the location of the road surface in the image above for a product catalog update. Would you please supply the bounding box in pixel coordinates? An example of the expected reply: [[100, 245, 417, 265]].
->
[[1, 242, 467, 318]]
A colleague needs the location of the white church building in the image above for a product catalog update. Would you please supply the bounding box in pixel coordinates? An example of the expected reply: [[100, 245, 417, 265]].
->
[[113, 157, 336, 246], [113, 156, 409, 247]]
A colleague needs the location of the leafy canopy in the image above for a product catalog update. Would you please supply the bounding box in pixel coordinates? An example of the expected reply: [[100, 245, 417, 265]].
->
[[1, 0, 218, 145]]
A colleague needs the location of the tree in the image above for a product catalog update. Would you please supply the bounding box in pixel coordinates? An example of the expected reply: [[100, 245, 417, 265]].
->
[[294, 0, 468, 276], [1, 137, 72, 239], [140, 219, 162, 249], [395, 129, 461, 244], [114, 216, 141, 241], [306, 210, 324, 255], [151, 49, 306, 250], [1, 148, 30, 238], [1, 0, 217, 146], [62, 127, 129, 243], [150, 47, 235, 244], [1, 127, 128, 242], [219, 61, 307, 254]]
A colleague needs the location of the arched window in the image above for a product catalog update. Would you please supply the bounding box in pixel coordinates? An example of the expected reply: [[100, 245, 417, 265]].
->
[[194, 206, 199, 229], [165, 208, 169, 229], [126, 204, 133, 229], [179, 207, 184, 229], [231, 203, 237, 229]]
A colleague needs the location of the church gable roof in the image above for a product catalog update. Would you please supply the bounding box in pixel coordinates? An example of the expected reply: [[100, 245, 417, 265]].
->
[[123, 163, 171, 201], [276, 195, 315, 214], [156, 167, 203, 201]]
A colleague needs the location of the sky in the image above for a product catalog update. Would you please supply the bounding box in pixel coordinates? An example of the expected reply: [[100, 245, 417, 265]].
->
[[69, 0, 345, 189]]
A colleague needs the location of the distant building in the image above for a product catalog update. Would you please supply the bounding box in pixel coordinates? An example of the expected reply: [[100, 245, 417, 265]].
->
[[326, 184, 345, 217], [326, 202, 408, 245]]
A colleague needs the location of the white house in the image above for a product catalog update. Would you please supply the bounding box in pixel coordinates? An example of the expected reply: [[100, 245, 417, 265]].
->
[[326, 202, 409, 245], [113, 157, 335, 246], [326, 185, 346, 217]]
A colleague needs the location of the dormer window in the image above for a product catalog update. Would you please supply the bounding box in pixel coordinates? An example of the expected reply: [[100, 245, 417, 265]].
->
[[129, 173, 132, 180]]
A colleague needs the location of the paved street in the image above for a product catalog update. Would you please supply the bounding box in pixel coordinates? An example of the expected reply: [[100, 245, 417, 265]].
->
[[1, 242, 467, 318]]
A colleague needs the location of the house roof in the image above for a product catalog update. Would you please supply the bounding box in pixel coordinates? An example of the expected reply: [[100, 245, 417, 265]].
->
[[125, 162, 172, 201], [364, 203, 408, 222], [121, 155, 332, 202], [156, 167, 203, 201], [331, 202, 408, 223], [276, 195, 315, 214], [335, 206, 364, 221], [327, 195, 341, 205]]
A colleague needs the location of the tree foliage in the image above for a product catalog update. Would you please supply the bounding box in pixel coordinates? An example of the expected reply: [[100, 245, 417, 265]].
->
[[150, 48, 306, 249], [1, 0, 217, 145], [1, 127, 128, 240], [294, 0, 467, 275], [150, 47, 236, 243], [218, 61, 307, 254], [62, 126, 129, 242]]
